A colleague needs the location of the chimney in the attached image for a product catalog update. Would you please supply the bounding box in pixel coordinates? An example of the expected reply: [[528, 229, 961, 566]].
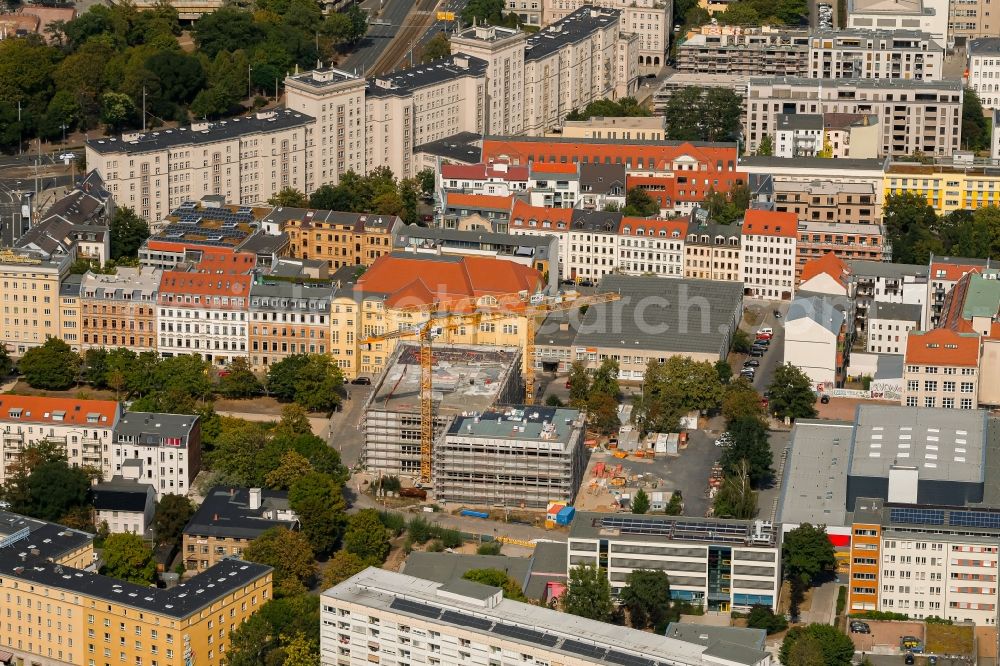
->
[[249, 488, 262, 511]]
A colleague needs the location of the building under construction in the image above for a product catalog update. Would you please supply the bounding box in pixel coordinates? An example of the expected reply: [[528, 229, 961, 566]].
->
[[437, 406, 587, 509], [361, 343, 523, 477]]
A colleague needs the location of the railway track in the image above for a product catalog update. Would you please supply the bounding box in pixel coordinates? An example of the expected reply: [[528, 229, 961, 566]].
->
[[367, 0, 440, 76]]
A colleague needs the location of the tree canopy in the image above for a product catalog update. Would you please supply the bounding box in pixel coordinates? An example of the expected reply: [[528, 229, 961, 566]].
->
[[562, 564, 613, 622], [243, 527, 318, 596], [462, 568, 528, 601], [663, 87, 742, 142], [782, 523, 836, 586], [101, 533, 156, 585], [962, 87, 990, 152], [109, 207, 150, 260], [636, 357, 723, 434], [719, 416, 773, 488], [343, 509, 390, 565], [18, 338, 81, 390], [421, 33, 451, 62], [767, 363, 818, 421], [565, 97, 650, 121], [620, 569, 674, 631], [779, 624, 855, 666], [267, 353, 344, 412], [153, 494, 195, 546]]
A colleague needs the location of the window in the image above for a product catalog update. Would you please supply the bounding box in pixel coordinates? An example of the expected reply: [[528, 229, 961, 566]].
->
[[961, 382, 975, 393]]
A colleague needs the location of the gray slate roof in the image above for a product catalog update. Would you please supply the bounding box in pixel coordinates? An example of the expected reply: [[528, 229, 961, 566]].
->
[[871, 301, 923, 323], [574, 275, 743, 356], [183, 487, 295, 539], [786, 295, 846, 336]]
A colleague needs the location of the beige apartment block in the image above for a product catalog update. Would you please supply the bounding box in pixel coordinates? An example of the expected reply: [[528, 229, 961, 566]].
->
[[0, 248, 71, 355], [451, 25, 527, 137], [86, 109, 312, 222], [683, 220, 742, 282], [508, 0, 670, 69], [59, 273, 82, 351], [902, 329, 981, 410], [773, 180, 882, 225], [966, 38, 1000, 110], [745, 77, 963, 157], [365, 55, 487, 180], [284, 66, 368, 190], [676, 26, 810, 77], [950, 0, 996, 41], [807, 29, 944, 81], [556, 116, 666, 140]]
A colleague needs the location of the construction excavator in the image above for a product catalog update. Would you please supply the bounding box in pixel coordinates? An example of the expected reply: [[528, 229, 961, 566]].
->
[[360, 289, 620, 482]]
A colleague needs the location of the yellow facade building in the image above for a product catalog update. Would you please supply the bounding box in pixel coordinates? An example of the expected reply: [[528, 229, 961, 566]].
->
[[884, 161, 1000, 214], [0, 511, 272, 666], [331, 254, 543, 380], [0, 249, 72, 355]]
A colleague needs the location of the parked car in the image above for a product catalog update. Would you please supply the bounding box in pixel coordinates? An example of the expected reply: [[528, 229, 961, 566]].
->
[[904, 654, 915, 665], [743, 359, 760, 368], [715, 432, 733, 447], [850, 621, 870, 634], [749, 348, 765, 358], [753, 338, 770, 347], [758, 327, 773, 336], [351, 376, 372, 385], [59, 152, 77, 161], [820, 394, 830, 404], [773, 310, 782, 319], [740, 369, 756, 380]]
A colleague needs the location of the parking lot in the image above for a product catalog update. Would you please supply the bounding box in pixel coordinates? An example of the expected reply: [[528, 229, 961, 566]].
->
[[850, 620, 926, 655]]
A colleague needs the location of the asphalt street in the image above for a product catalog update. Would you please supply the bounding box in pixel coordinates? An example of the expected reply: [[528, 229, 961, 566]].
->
[[339, 0, 420, 74]]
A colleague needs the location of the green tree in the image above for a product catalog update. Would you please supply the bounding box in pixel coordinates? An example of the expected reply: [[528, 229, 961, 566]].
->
[[664, 86, 742, 141], [567, 360, 590, 407], [637, 357, 723, 434], [288, 472, 347, 555], [280, 631, 320, 666], [16, 460, 92, 522], [101, 533, 156, 585], [343, 509, 390, 564], [292, 354, 344, 412], [192, 7, 264, 58], [269, 187, 309, 207], [786, 634, 825, 666], [720, 1, 760, 24], [883, 192, 941, 265], [767, 363, 818, 421], [715, 359, 733, 384], [587, 392, 621, 434], [416, 168, 435, 197], [632, 488, 650, 515], [110, 207, 150, 260], [217, 357, 263, 398], [722, 380, 766, 425], [590, 357, 620, 399], [664, 491, 683, 516], [746, 604, 788, 634], [100, 91, 138, 131], [153, 494, 195, 545], [265, 450, 313, 490], [243, 527, 317, 595], [422, 32, 451, 62], [462, 568, 528, 602], [719, 416, 773, 487], [620, 569, 673, 631], [399, 178, 419, 225], [82, 348, 109, 387], [0, 344, 12, 378], [622, 187, 660, 216], [713, 459, 757, 519], [565, 97, 652, 121], [461, 0, 520, 25], [962, 86, 990, 152], [267, 354, 309, 402], [322, 550, 368, 588], [782, 523, 836, 587], [562, 564, 613, 621], [19, 338, 81, 390], [757, 134, 774, 156], [731, 329, 752, 353], [779, 624, 854, 666]]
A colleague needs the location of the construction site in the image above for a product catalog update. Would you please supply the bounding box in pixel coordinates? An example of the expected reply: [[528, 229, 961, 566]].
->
[[435, 406, 587, 510], [361, 343, 523, 478]]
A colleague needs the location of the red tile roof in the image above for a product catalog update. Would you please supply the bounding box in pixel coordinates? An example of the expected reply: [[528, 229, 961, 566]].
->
[[904, 328, 980, 366], [530, 162, 578, 175], [444, 193, 516, 212], [441, 163, 529, 181], [0, 395, 119, 427], [742, 209, 799, 239], [158, 270, 253, 303], [618, 217, 688, 237], [930, 262, 983, 283], [799, 253, 852, 288], [509, 201, 574, 230], [939, 272, 1000, 339], [358, 254, 543, 310]]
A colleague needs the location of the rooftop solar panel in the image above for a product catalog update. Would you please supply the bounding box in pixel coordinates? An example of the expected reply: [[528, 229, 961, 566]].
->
[[605, 649, 659, 666], [441, 610, 493, 630], [949, 510, 1000, 529], [561, 639, 608, 659], [389, 597, 442, 620], [491, 623, 559, 647]]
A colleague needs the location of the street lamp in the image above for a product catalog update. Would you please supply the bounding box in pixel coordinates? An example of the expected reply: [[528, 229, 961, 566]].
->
[[60, 124, 68, 144]]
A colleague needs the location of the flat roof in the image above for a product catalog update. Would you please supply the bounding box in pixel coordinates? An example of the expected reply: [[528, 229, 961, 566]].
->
[[569, 512, 778, 547], [402, 552, 533, 590], [115, 411, 198, 441], [0, 511, 93, 562], [413, 132, 483, 164], [872, 301, 923, 323], [777, 113, 823, 131], [370, 343, 520, 416], [368, 55, 488, 98], [739, 155, 887, 171], [574, 275, 743, 356], [751, 75, 961, 90], [326, 568, 767, 666], [664, 623, 766, 652], [849, 405, 988, 483], [846, 259, 929, 279], [447, 406, 582, 446], [778, 420, 854, 526], [86, 109, 313, 155], [525, 6, 621, 61]]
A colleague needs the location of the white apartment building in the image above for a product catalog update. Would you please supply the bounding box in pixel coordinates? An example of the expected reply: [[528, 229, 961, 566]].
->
[[321, 568, 772, 666], [807, 29, 944, 81], [568, 512, 781, 611], [92, 478, 156, 536], [740, 209, 798, 301], [851, 497, 1000, 626], [774, 114, 824, 158], [451, 25, 526, 137], [438, 162, 529, 197], [527, 163, 580, 208], [617, 218, 687, 278], [508, 0, 670, 70], [0, 396, 122, 484], [111, 411, 201, 498], [157, 268, 251, 365], [783, 294, 846, 387], [846, 0, 948, 44], [867, 301, 922, 355], [902, 328, 981, 410], [85, 109, 312, 222], [744, 77, 963, 157], [966, 38, 1000, 110]]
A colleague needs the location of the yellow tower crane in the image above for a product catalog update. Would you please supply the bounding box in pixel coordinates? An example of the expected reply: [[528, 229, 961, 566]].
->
[[360, 290, 620, 483]]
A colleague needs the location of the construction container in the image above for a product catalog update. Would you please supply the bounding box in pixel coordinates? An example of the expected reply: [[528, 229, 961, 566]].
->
[[459, 509, 489, 519], [593, 462, 606, 477], [545, 519, 556, 529], [665, 433, 679, 455], [546, 502, 566, 523], [613, 450, 628, 459], [679, 432, 689, 449], [556, 506, 576, 525]]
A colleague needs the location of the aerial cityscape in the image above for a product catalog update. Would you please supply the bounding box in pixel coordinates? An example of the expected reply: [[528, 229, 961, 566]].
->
[[0, 0, 999, 662]]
